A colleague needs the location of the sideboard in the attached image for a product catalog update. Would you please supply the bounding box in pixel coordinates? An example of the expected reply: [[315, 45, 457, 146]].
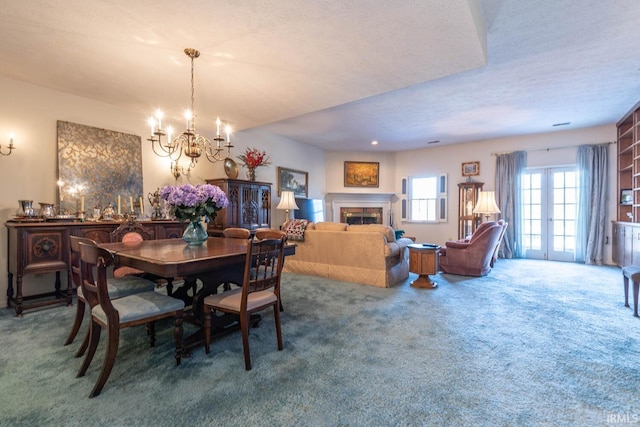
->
[[5, 220, 184, 316]]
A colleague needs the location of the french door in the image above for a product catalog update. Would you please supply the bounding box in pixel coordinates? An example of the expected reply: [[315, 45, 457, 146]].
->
[[522, 167, 578, 261]]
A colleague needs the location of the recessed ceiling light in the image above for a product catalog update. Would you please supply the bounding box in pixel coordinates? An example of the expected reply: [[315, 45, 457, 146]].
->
[[552, 122, 570, 127], [427, 140, 440, 144], [371, 140, 378, 145]]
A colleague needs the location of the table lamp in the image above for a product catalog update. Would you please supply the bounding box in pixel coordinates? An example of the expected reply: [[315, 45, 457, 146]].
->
[[276, 190, 299, 227], [473, 191, 501, 221]]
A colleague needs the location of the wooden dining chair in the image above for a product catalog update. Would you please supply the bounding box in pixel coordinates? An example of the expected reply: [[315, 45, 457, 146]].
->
[[110, 220, 179, 295], [110, 221, 154, 278], [203, 233, 286, 370], [220, 228, 252, 291], [76, 242, 185, 398], [223, 227, 251, 239], [255, 229, 287, 312], [65, 236, 156, 357]]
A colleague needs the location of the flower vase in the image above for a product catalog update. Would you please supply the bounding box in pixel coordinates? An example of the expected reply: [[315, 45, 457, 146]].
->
[[182, 220, 208, 246], [247, 167, 256, 181]]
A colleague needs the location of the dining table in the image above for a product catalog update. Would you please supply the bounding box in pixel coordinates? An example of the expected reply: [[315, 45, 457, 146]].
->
[[99, 236, 296, 351]]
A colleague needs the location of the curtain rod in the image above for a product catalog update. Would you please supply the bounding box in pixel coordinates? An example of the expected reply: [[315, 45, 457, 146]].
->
[[491, 141, 615, 156]]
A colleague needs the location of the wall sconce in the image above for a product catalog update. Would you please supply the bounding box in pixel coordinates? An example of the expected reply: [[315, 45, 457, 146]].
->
[[276, 191, 299, 227], [170, 161, 191, 180], [0, 133, 15, 156], [473, 191, 501, 221]]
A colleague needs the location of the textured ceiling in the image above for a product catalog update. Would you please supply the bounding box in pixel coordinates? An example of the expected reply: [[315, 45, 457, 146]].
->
[[1, 0, 639, 152]]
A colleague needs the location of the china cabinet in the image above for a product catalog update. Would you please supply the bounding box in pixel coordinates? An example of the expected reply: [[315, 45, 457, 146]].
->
[[205, 178, 272, 235], [457, 181, 484, 239]]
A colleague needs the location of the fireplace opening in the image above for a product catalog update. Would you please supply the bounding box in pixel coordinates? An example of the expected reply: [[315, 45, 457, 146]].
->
[[340, 207, 383, 225]]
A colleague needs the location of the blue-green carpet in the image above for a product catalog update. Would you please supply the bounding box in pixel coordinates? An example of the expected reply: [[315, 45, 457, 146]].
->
[[0, 259, 638, 426]]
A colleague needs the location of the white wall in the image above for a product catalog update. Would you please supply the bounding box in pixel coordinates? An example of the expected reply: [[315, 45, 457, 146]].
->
[[0, 76, 325, 306], [0, 73, 621, 308], [394, 125, 617, 263]]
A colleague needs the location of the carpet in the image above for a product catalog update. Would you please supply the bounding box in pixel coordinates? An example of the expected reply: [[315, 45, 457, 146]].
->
[[0, 259, 638, 426]]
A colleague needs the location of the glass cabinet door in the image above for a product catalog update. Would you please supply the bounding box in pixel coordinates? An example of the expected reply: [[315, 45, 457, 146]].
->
[[458, 181, 483, 239]]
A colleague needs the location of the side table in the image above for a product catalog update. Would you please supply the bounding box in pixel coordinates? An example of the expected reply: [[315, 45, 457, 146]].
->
[[408, 243, 440, 289]]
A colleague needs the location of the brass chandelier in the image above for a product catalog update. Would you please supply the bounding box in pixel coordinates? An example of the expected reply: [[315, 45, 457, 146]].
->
[[147, 48, 233, 178]]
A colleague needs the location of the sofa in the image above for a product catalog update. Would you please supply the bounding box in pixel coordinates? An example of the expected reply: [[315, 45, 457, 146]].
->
[[282, 221, 414, 287]]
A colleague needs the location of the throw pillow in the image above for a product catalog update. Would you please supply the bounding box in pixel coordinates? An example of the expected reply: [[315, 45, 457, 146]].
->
[[284, 219, 311, 241]]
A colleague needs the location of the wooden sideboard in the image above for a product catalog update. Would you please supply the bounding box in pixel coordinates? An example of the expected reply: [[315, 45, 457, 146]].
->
[[611, 221, 640, 267], [5, 220, 184, 316], [205, 178, 272, 236]]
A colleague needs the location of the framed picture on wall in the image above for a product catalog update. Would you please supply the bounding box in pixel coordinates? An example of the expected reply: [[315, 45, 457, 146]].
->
[[344, 161, 379, 187], [278, 167, 308, 198], [462, 161, 480, 177], [621, 188, 633, 205]]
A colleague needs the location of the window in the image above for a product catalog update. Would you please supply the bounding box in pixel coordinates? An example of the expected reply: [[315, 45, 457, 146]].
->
[[406, 175, 447, 222]]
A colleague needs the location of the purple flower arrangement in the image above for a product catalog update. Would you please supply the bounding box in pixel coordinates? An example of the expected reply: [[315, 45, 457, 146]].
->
[[159, 184, 228, 223]]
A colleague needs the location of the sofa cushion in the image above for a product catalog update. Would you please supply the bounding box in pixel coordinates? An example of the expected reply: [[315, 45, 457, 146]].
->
[[346, 224, 396, 242], [314, 222, 348, 231], [283, 219, 311, 241]]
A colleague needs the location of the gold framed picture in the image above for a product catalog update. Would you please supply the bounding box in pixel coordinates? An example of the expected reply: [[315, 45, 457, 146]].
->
[[462, 161, 480, 177], [344, 161, 379, 187]]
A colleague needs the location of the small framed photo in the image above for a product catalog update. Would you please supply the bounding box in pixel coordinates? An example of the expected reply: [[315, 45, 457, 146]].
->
[[462, 161, 480, 177], [344, 161, 379, 187], [278, 167, 308, 198], [620, 189, 633, 205]]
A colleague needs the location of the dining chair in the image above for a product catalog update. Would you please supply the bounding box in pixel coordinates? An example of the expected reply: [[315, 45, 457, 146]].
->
[[203, 233, 286, 370], [65, 236, 156, 357], [110, 221, 154, 278], [222, 227, 251, 239], [110, 220, 179, 295], [220, 228, 252, 292], [255, 229, 287, 312], [76, 242, 185, 398]]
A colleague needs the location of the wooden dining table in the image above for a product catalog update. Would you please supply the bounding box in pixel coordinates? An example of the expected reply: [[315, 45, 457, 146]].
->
[[99, 236, 296, 350]]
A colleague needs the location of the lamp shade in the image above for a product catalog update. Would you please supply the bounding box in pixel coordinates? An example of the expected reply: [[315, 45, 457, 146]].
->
[[473, 191, 500, 217], [276, 191, 299, 211]]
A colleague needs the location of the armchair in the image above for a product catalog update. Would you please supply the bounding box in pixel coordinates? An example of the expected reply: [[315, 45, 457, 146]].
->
[[439, 221, 503, 276]]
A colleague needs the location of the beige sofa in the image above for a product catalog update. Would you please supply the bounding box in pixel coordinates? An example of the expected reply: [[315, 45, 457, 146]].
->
[[282, 221, 413, 287]]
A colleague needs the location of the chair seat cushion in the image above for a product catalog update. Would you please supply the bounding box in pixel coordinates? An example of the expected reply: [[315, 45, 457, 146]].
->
[[78, 276, 156, 299], [92, 291, 185, 324], [622, 266, 640, 281], [203, 288, 277, 312]]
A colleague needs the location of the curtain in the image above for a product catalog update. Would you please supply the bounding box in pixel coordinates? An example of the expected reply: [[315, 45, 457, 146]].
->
[[495, 151, 527, 258], [576, 144, 608, 264]]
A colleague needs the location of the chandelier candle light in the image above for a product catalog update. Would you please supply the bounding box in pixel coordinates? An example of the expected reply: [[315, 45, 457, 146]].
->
[[147, 48, 233, 178]]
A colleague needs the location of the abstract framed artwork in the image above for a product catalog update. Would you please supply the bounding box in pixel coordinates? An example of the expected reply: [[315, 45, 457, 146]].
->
[[57, 120, 143, 214], [344, 161, 379, 188], [278, 166, 308, 198], [461, 161, 480, 177], [620, 189, 633, 205]]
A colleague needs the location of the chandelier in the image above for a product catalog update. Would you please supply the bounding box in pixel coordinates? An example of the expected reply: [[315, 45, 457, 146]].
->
[[147, 48, 233, 178]]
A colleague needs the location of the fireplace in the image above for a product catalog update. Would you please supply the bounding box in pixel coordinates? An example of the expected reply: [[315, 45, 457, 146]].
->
[[340, 207, 383, 225], [326, 193, 396, 226]]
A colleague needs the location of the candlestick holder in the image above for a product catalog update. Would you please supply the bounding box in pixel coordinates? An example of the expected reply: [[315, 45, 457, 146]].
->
[[76, 211, 86, 222]]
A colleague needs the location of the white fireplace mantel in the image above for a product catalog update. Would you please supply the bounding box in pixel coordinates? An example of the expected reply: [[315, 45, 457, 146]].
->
[[325, 193, 398, 225]]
